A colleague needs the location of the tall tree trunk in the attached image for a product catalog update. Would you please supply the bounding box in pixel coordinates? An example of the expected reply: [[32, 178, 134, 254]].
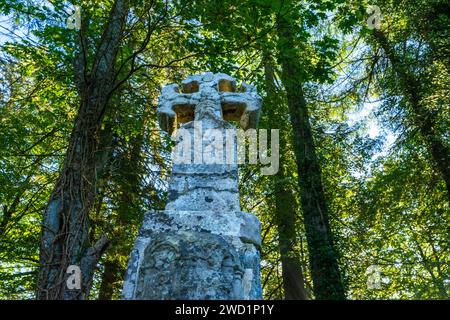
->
[[274, 169, 308, 300], [264, 60, 308, 300], [98, 259, 122, 300], [373, 29, 450, 200], [37, 0, 130, 300], [97, 103, 148, 299], [275, 14, 346, 300]]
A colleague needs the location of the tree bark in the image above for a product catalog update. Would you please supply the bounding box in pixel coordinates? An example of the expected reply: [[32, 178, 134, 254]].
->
[[373, 29, 450, 201], [98, 259, 122, 300], [37, 0, 129, 300], [264, 60, 308, 300], [97, 101, 148, 299], [275, 14, 346, 300]]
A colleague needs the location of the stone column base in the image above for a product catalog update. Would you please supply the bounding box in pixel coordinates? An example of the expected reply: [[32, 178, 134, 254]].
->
[[122, 210, 262, 300]]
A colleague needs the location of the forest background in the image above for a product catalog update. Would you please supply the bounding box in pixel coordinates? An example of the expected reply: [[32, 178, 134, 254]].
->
[[0, 0, 448, 300]]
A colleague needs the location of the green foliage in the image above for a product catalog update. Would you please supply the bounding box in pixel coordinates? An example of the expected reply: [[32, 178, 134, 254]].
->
[[0, 0, 448, 299]]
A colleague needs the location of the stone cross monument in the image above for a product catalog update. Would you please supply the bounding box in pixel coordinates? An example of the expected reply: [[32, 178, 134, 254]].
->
[[122, 72, 262, 300]]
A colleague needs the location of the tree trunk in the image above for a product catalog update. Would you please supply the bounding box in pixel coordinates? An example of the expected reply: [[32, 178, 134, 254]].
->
[[264, 60, 308, 300], [275, 14, 346, 300], [37, 0, 129, 300], [98, 259, 122, 300], [97, 102, 148, 299], [275, 174, 308, 300], [373, 29, 450, 200]]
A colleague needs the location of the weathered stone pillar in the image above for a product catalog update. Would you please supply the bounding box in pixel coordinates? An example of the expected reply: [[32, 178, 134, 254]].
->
[[122, 73, 262, 300]]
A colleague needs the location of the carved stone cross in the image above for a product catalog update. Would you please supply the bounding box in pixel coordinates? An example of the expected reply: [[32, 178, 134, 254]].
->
[[122, 73, 263, 300], [157, 72, 261, 133]]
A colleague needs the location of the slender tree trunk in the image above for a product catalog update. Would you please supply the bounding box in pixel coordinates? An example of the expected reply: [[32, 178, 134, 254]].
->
[[37, 0, 130, 300], [275, 171, 308, 300], [264, 60, 308, 300], [98, 259, 122, 300], [275, 14, 346, 300], [97, 102, 148, 299], [373, 29, 450, 200]]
